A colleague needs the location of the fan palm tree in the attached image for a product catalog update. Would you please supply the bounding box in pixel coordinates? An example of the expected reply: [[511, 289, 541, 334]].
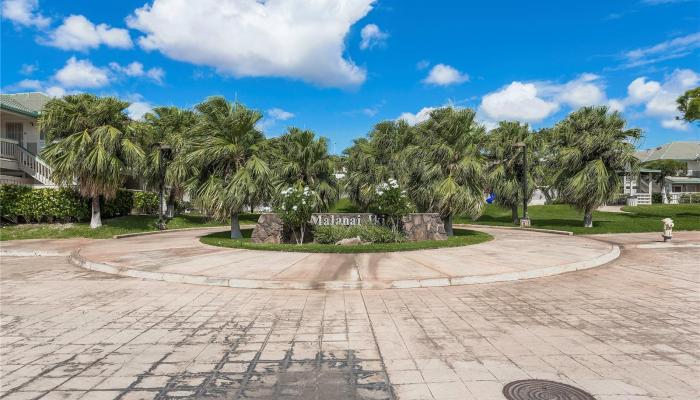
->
[[270, 128, 338, 210], [39, 94, 144, 228], [343, 120, 414, 210], [185, 97, 270, 238], [140, 106, 197, 218], [406, 107, 487, 236], [486, 121, 542, 224], [549, 106, 642, 227]]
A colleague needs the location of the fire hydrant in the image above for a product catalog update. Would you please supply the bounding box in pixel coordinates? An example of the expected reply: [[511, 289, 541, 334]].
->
[[662, 218, 674, 242]]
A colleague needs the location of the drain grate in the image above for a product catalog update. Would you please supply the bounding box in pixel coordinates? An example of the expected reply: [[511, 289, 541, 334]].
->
[[503, 379, 596, 400]]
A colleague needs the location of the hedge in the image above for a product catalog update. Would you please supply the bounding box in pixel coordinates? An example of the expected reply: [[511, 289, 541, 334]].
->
[[314, 224, 406, 244], [0, 184, 134, 223], [133, 191, 159, 214]]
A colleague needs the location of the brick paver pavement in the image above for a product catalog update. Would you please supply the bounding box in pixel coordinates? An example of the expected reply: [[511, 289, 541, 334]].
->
[[1, 241, 698, 399]]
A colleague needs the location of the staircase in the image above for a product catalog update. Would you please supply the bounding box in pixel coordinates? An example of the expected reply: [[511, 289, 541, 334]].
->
[[0, 138, 56, 186]]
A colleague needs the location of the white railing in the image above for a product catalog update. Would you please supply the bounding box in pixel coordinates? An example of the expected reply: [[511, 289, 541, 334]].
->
[[0, 138, 18, 159], [668, 192, 699, 204], [16, 145, 54, 186], [636, 193, 651, 205], [0, 138, 55, 186]]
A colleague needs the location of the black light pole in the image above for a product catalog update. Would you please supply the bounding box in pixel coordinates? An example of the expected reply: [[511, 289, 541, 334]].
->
[[156, 143, 172, 230], [515, 142, 531, 227]]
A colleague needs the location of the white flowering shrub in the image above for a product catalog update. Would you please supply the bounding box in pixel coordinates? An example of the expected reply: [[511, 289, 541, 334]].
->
[[274, 185, 316, 244], [373, 178, 412, 231]]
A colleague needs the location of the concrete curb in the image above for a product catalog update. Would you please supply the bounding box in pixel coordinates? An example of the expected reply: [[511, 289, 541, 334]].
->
[[112, 225, 248, 239], [68, 244, 620, 291], [457, 224, 574, 236], [1, 249, 71, 257]]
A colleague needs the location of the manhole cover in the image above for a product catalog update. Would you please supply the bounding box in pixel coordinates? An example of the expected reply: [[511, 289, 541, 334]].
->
[[503, 379, 595, 400]]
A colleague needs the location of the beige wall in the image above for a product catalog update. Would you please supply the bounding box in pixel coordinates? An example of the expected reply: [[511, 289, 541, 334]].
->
[[0, 110, 42, 154]]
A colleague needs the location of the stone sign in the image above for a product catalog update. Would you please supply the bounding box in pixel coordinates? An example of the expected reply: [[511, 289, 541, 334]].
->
[[309, 213, 384, 226], [251, 212, 448, 244]]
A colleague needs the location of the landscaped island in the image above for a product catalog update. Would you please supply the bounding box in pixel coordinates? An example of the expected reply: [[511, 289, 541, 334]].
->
[[200, 227, 492, 254]]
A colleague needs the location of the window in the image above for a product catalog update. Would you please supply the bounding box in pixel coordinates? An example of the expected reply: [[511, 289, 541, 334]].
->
[[672, 185, 682, 193], [3, 122, 23, 142]]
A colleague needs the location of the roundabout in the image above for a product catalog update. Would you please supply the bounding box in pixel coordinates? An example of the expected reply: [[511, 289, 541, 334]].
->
[[4, 225, 621, 290]]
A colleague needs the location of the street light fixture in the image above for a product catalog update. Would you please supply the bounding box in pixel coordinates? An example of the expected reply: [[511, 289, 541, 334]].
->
[[514, 142, 531, 228]]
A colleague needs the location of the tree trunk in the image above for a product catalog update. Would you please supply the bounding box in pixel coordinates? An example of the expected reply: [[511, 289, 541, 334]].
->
[[583, 208, 593, 228], [511, 205, 519, 225], [90, 196, 102, 229], [166, 188, 177, 218], [444, 214, 454, 237], [661, 185, 667, 204], [543, 188, 553, 205], [230, 212, 242, 239]]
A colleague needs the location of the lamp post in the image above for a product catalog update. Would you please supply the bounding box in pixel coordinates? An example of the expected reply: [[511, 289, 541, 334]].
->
[[156, 143, 172, 230], [514, 142, 531, 228]]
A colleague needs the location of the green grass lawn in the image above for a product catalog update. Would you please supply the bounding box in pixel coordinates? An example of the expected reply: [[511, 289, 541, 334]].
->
[[458, 204, 700, 235], [0, 213, 261, 241], [200, 228, 492, 253]]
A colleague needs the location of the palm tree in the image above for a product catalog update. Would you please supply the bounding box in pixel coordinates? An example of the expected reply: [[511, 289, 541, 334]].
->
[[185, 97, 270, 238], [486, 121, 542, 224], [140, 107, 197, 218], [406, 107, 487, 236], [343, 120, 414, 210], [39, 94, 144, 228], [549, 106, 641, 227], [270, 128, 338, 210]]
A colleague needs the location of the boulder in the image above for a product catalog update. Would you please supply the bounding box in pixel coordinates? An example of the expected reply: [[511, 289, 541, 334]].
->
[[335, 236, 363, 246], [402, 213, 447, 242], [251, 213, 285, 244]]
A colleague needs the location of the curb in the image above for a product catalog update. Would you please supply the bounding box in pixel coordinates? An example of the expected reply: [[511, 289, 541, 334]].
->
[[457, 223, 574, 236], [1, 249, 71, 257], [112, 225, 239, 239], [68, 244, 620, 291]]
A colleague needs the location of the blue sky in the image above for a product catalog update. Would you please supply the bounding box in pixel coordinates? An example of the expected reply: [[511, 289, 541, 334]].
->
[[2, 0, 699, 153]]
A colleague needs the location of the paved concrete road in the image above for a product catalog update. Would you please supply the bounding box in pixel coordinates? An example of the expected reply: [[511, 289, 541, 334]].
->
[[1, 240, 699, 399]]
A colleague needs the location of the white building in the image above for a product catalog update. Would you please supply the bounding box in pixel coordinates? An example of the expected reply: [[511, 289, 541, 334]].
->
[[0, 92, 55, 187], [624, 141, 700, 204]]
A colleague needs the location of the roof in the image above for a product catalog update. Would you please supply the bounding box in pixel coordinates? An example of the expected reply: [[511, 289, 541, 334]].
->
[[665, 176, 700, 184], [639, 167, 661, 173], [635, 141, 700, 162], [0, 92, 51, 118]]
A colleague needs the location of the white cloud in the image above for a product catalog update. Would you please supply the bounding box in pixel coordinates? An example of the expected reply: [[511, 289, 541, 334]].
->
[[480, 82, 559, 122], [15, 79, 43, 90], [607, 99, 626, 112], [127, 101, 153, 121], [397, 107, 436, 125], [127, 0, 375, 88], [644, 69, 699, 117], [626, 77, 661, 104], [54, 57, 110, 88], [45, 15, 133, 51], [19, 63, 38, 75], [268, 108, 295, 121], [416, 60, 430, 70], [550, 73, 607, 108], [661, 118, 688, 130], [2, 0, 50, 28], [109, 61, 165, 83], [45, 86, 67, 98], [423, 64, 469, 86], [622, 32, 700, 68], [359, 23, 388, 50]]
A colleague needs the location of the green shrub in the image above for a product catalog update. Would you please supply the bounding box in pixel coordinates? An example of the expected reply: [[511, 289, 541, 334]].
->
[[652, 193, 663, 204], [0, 184, 133, 223], [134, 191, 159, 214], [101, 190, 134, 218], [314, 224, 406, 244]]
